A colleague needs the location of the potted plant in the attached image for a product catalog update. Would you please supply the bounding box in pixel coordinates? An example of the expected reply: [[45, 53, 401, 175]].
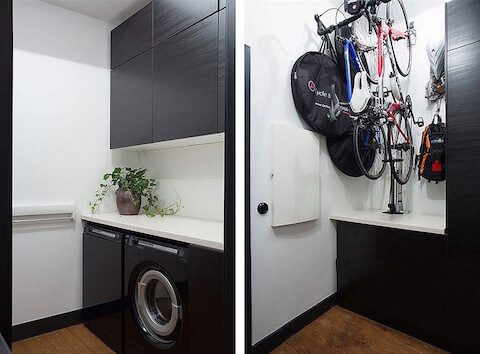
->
[[90, 167, 182, 217]]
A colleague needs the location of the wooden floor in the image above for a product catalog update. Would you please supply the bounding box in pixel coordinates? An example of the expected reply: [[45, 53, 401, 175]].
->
[[273, 306, 447, 354], [12, 307, 447, 353], [12, 324, 113, 354]]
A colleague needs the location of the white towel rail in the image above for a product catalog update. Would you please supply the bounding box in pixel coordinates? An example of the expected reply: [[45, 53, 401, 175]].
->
[[12, 204, 76, 225]]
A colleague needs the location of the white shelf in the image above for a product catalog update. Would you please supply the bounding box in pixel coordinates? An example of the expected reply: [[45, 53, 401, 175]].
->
[[81, 212, 224, 251], [330, 210, 446, 235]]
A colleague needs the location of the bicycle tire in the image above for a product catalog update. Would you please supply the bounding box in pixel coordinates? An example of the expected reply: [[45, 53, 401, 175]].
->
[[387, 0, 412, 77], [353, 120, 387, 180], [352, 13, 379, 84], [389, 112, 414, 185]]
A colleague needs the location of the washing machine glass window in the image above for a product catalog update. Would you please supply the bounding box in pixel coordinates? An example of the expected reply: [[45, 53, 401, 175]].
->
[[135, 268, 182, 344]]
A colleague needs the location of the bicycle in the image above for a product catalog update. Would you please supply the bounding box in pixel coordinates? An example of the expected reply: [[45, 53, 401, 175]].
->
[[315, 0, 423, 187]]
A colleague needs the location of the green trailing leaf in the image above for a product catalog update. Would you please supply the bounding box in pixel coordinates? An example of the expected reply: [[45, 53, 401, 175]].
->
[[90, 167, 183, 217]]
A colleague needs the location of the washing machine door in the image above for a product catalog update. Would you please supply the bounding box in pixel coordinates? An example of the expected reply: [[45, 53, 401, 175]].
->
[[135, 268, 182, 345]]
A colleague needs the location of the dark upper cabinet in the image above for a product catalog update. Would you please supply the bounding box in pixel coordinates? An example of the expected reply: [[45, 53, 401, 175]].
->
[[153, 14, 218, 142], [446, 0, 480, 52], [110, 50, 153, 148], [218, 9, 226, 132], [111, 3, 152, 69], [153, 0, 217, 46]]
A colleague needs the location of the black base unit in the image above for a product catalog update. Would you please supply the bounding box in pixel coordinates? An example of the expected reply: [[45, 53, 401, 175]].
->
[[83, 223, 124, 353]]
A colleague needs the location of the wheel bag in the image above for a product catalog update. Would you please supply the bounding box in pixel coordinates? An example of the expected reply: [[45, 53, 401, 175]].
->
[[291, 52, 351, 137], [327, 125, 374, 177]]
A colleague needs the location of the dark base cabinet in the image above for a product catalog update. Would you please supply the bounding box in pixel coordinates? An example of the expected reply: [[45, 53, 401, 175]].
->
[[446, 238, 480, 352], [188, 245, 223, 354], [337, 222, 448, 350]]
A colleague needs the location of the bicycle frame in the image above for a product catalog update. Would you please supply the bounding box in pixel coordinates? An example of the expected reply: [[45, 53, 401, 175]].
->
[[376, 20, 408, 78], [343, 40, 363, 102]]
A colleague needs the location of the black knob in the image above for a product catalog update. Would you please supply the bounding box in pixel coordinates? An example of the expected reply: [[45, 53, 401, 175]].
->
[[257, 202, 269, 215]]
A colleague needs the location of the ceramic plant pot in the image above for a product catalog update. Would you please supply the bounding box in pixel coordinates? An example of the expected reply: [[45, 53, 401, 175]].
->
[[116, 187, 141, 215]]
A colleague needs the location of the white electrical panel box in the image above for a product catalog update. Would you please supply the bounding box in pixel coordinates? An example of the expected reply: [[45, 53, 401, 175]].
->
[[271, 124, 320, 227]]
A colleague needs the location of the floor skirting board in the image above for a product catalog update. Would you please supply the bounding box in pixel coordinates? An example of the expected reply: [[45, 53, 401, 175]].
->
[[12, 309, 83, 342], [252, 293, 337, 354]]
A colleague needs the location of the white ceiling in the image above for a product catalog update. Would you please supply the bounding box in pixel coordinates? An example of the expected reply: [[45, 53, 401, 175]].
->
[[40, 0, 151, 25]]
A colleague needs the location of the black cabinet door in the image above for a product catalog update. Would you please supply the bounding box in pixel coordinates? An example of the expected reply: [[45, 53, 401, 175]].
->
[[217, 9, 226, 133], [337, 222, 382, 314], [446, 41, 480, 238], [446, 0, 480, 52], [446, 237, 480, 352], [153, 14, 218, 142], [381, 230, 446, 345], [153, 0, 217, 46], [111, 3, 152, 69], [189, 245, 223, 354], [111, 49, 153, 148]]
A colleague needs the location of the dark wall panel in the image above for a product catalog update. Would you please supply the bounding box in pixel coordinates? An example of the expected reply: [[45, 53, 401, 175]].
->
[[0, 0, 12, 348]]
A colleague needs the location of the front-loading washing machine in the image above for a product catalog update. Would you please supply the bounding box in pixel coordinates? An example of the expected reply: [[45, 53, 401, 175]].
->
[[124, 234, 189, 353]]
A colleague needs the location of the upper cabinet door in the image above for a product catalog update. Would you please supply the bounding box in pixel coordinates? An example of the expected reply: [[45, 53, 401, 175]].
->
[[153, 0, 217, 46], [217, 9, 226, 133], [111, 50, 153, 148], [153, 14, 218, 142], [447, 0, 480, 52], [111, 3, 153, 69]]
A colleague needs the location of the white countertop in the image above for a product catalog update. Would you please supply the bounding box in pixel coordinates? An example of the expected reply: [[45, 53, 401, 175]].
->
[[81, 212, 224, 251], [330, 210, 446, 235]]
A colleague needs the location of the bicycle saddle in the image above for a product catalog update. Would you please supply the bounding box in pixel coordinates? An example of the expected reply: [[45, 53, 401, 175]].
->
[[350, 71, 370, 113]]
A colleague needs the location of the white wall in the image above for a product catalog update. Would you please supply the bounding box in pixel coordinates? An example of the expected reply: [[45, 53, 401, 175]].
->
[[139, 143, 225, 221], [246, 0, 446, 344], [13, 0, 224, 325], [12, 0, 139, 325]]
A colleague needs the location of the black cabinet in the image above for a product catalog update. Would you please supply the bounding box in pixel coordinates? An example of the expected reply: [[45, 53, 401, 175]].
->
[[110, 2, 226, 148], [189, 245, 223, 353], [153, 14, 218, 142], [217, 9, 226, 132], [336, 222, 447, 349], [83, 224, 124, 352], [446, 0, 480, 240], [446, 0, 480, 51], [110, 49, 153, 148], [111, 3, 152, 69], [381, 229, 446, 345], [337, 223, 382, 315], [153, 0, 217, 47]]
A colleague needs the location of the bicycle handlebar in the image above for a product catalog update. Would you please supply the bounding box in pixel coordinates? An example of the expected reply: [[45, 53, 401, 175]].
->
[[315, 9, 365, 36], [315, 0, 391, 37]]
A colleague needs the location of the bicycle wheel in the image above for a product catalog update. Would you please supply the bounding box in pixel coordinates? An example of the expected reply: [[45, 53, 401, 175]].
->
[[352, 14, 379, 84], [353, 120, 387, 180], [387, 0, 412, 77], [389, 111, 414, 185]]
